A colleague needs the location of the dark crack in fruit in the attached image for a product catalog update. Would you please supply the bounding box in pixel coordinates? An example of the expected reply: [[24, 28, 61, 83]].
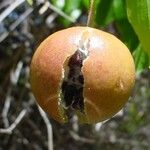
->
[[61, 49, 87, 113]]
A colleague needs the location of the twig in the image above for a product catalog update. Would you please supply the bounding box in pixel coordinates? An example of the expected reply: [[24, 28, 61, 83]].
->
[[10, 61, 23, 85], [0, 0, 25, 22], [71, 115, 79, 132], [0, 109, 27, 134], [94, 122, 103, 132], [46, 1, 76, 23], [38, 106, 53, 150], [87, 0, 97, 27], [10, 8, 33, 31], [46, 12, 58, 28], [0, 0, 13, 10], [0, 8, 33, 43], [69, 131, 95, 144], [2, 89, 12, 128], [39, 1, 49, 15], [2, 57, 26, 127]]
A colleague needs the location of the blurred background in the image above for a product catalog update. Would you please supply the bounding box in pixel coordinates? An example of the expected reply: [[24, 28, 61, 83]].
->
[[0, 0, 150, 150]]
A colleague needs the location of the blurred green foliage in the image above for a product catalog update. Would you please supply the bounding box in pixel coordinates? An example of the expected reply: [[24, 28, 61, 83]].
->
[[96, 0, 139, 50], [126, 0, 150, 56], [133, 45, 150, 73], [51, 0, 84, 26], [26, 0, 33, 5], [51, 0, 150, 72]]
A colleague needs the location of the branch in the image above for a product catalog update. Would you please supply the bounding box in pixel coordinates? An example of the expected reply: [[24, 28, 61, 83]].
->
[[2, 89, 12, 128], [0, 0, 25, 22], [38, 106, 53, 150], [0, 8, 33, 43], [69, 131, 95, 144], [0, 109, 27, 134]]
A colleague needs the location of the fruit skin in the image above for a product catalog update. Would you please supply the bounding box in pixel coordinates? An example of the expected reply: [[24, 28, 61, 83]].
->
[[30, 26, 135, 124]]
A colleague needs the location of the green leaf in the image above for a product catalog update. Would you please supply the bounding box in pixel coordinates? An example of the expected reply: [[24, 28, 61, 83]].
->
[[26, 0, 33, 6], [58, 0, 82, 27], [82, 0, 90, 10], [133, 44, 150, 72], [51, 0, 65, 9], [96, 0, 139, 51], [63, 0, 81, 13], [115, 19, 139, 51], [95, 0, 127, 26], [96, 0, 114, 27], [113, 0, 139, 50], [126, 0, 150, 55], [113, 0, 126, 20]]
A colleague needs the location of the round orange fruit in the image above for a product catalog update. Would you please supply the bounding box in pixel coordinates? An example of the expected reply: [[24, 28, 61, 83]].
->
[[30, 26, 135, 124]]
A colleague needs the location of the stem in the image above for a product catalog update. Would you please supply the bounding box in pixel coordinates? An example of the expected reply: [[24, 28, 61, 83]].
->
[[87, 0, 97, 27]]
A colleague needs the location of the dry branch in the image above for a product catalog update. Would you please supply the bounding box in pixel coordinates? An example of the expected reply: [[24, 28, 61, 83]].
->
[[38, 106, 53, 150], [0, 109, 27, 134], [0, 0, 25, 22]]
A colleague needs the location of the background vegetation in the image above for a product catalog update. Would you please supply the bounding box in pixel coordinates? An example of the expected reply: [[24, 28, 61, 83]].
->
[[0, 0, 150, 149]]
